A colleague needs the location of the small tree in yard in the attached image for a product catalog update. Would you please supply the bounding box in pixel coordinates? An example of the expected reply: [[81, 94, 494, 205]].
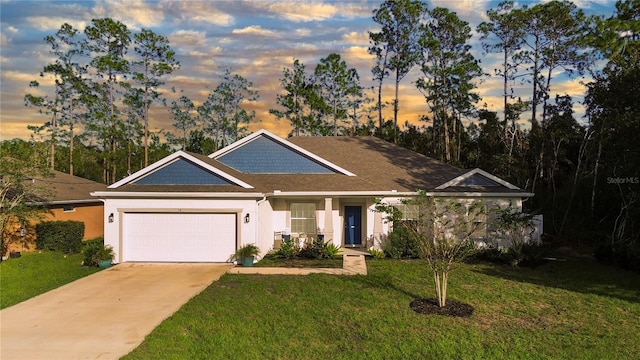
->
[[377, 191, 485, 307], [0, 158, 51, 259]]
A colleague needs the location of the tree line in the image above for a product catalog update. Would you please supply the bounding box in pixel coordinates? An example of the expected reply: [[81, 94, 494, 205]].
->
[[3, 0, 639, 264]]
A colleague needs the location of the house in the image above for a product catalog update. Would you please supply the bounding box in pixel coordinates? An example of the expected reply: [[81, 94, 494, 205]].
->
[[3, 170, 107, 255], [91, 129, 533, 263]]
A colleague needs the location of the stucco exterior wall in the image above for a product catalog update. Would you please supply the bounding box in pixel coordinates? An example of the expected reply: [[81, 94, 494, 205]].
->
[[44, 203, 104, 240]]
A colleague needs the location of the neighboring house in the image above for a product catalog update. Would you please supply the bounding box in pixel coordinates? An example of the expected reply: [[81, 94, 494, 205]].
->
[[34, 170, 108, 240], [4, 170, 107, 254], [92, 129, 533, 263]]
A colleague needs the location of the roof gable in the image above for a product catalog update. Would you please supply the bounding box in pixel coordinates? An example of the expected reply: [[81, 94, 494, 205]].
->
[[109, 151, 253, 189], [435, 168, 520, 190], [210, 130, 355, 176], [132, 158, 233, 185]]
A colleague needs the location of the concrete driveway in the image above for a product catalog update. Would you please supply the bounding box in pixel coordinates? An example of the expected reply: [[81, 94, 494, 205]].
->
[[0, 263, 231, 360]]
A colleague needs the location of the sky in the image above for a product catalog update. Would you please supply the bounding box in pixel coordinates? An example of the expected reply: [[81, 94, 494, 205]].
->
[[0, 0, 617, 142]]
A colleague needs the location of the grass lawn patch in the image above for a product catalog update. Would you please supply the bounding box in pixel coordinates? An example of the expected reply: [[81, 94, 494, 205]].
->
[[124, 257, 640, 359], [0, 251, 101, 309], [254, 256, 343, 268]]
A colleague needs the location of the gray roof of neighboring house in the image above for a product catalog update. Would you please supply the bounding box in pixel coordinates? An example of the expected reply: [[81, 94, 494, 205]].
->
[[107, 134, 528, 196]]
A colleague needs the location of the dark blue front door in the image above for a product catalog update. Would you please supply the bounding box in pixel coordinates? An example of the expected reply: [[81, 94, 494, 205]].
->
[[344, 206, 362, 246]]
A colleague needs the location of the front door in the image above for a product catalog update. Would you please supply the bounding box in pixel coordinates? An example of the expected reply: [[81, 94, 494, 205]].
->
[[344, 206, 362, 247]]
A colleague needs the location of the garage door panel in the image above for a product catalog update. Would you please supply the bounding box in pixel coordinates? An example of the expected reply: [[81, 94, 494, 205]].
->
[[123, 213, 236, 262]]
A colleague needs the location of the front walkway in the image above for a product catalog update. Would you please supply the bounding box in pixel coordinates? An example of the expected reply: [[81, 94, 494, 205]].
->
[[228, 253, 368, 275], [0, 263, 231, 360]]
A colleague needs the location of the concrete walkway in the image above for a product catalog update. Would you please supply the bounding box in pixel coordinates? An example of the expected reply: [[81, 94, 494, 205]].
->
[[0, 263, 231, 360], [228, 253, 368, 275]]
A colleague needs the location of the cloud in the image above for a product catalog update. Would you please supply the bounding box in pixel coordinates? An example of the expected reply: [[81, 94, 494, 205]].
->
[[258, 1, 339, 22], [342, 31, 369, 45], [430, 0, 491, 17], [541, 0, 614, 8], [232, 25, 278, 38], [168, 30, 208, 48], [2, 70, 48, 85], [161, 1, 234, 27], [295, 28, 311, 37], [25, 17, 89, 32], [91, 0, 165, 29]]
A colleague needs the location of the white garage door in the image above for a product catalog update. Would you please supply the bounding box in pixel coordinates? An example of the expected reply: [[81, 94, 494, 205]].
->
[[123, 213, 236, 262]]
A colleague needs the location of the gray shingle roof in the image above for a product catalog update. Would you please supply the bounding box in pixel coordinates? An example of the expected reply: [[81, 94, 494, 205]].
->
[[106, 135, 527, 195]]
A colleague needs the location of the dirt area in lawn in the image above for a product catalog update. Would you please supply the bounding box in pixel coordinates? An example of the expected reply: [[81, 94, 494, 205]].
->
[[410, 298, 475, 317]]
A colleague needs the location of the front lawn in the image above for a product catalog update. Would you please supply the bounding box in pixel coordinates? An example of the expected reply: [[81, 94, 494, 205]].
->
[[124, 257, 640, 359], [254, 256, 343, 268], [0, 251, 101, 309]]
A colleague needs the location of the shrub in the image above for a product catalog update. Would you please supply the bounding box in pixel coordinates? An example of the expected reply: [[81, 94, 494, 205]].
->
[[35, 220, 84, 254], [368, 248, 386, 259], [322, 243, 341, 258], [273, 240, 299, 259], [82, 238, 104, 267], [299, 237, 340, 259], [381, 225, 421, 259], [473, 243, 548, 268]]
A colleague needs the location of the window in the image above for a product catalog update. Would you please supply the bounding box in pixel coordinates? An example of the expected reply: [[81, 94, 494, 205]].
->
[[469, 205, 488, 238], [290, 203, 316, 234], [63, 205, 75, 213], [395, 204, 420, 221]]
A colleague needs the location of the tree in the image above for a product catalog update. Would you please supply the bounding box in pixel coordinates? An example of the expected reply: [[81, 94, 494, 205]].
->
[[84, 18, 131, 184], [24, 80, 59, 171], [0, 157, 51, 259], [417, 7, 482, 163], [369, 0, 427, 142], [377, 192, 485, 307], [201, 69, 258, 147], [477, 1, 525, 137], [131, 28, 179, 167], [313, 53, 363, 136], [585, 10, 640, 259], [170, 95, 197, 151], [516, 1, 588, 129], [270, 59, 314, 136]]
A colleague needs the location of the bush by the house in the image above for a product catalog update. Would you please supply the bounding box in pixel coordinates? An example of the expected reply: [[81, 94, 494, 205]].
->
[[472, 242, 548, 268], [273, 240, 299, 259], [368, 248, 386, 259], [35, 220, 84, 254], [381, 225, 421, 259], [299, 237, 340, 259], [272, 237, 341, 260], [82, 238, 104, 267]]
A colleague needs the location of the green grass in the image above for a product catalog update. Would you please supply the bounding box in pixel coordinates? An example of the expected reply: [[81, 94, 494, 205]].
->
[[124, 257, 640, 359], [0, 251, 101, 309], [254, 256, 343, 268]]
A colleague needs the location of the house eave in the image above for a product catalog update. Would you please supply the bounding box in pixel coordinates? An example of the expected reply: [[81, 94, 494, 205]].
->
[[267, 191, 419, 197], [26, 199, 103, 206], [429, 191, 535, 198], [91, 191, 265, 199], [267, 190, 532, 198]]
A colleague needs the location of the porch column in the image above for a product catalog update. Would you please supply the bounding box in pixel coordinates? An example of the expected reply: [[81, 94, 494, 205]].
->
[[324, 198, 333, 243], [373, 211, 383, 249]]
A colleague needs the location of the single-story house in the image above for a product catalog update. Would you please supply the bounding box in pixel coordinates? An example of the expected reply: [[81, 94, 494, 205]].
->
[[91, 129, 533, 263], [3, 170, 107, 255]]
